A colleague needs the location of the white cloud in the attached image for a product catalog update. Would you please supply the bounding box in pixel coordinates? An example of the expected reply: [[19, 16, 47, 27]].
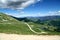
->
[[48, 11, 57, 13], [48, 11, 60, 16], [58, 11, 60, 13], [37, 0, 41, 1], [0, 0, 6, 3], [0, 0, 41, 10], [37, 11, 60, 17], [37, 13, 45, 16]]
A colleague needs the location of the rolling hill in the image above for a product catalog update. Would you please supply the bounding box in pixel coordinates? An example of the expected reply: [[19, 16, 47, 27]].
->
[[0, 13, 60, 35], [0, 13, 35, 34], [11, 15, 60, 34]]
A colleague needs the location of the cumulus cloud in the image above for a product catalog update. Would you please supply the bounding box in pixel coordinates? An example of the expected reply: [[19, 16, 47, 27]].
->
[[58, 11, 60, 13], [48, 11, 60, 16], [37, 11, 60, 17], [0, 0, 40, 10]]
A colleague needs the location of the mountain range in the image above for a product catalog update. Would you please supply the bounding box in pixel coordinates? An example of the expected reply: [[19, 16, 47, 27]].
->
[[0, 13, 60, 35]]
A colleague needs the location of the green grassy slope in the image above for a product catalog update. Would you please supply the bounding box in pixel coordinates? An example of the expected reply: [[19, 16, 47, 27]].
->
[[28, 22, 60, 35], [0, 13, 60, 35], [0, 13, 34, 34]]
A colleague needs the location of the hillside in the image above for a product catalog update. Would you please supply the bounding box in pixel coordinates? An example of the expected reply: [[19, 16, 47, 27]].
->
[[0, 13, 34, 34], [0, 13, 60, 35], [11, 15, 60, 35]]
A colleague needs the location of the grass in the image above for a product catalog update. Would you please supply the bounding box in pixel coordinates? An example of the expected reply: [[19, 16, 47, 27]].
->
[[27, 22, 60, 35], [0, 21, 60, 35], [0, 22, 35, 35], [0, 13, 60, 35], [0, 13, 35, 35]]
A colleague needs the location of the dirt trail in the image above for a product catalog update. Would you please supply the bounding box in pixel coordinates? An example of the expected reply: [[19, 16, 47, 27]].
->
[[0, 33, 60, 40], [25, 23, 47, 34]]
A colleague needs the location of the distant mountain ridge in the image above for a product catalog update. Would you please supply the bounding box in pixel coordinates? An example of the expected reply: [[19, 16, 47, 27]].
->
[[11, 15, 60, 21], [11, 15, 60, 32], [0, 13, 60, 34], [38, 15, 60, 20]]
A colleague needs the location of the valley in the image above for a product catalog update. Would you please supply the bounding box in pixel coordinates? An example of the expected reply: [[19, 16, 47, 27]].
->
[[0, 13, 60, 35]]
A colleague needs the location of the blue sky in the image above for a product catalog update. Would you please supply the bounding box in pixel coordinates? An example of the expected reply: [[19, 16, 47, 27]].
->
[[0, 0, 60, 17]]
